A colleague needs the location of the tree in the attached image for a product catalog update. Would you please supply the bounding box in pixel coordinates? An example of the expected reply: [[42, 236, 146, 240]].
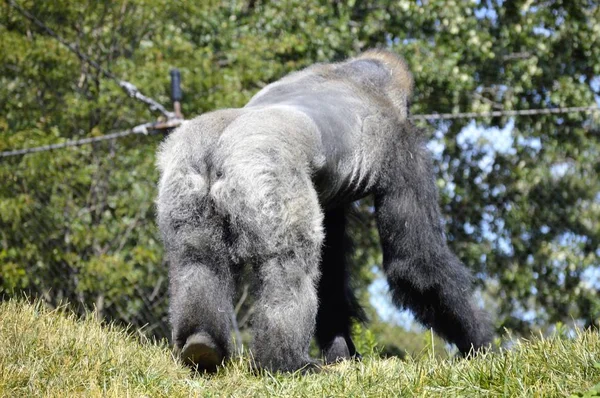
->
[[1, 0, 598, 345]]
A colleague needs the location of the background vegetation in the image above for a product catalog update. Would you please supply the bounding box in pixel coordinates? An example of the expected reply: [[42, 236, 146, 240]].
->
[[1, 0, 599, 357]]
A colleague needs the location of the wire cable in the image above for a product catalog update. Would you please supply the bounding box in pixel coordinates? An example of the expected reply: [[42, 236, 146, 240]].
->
[[6, 0, 174, 119], [0, 121, 170, 158], [2, 104, 598, 158], [410, 105, 600, 121]]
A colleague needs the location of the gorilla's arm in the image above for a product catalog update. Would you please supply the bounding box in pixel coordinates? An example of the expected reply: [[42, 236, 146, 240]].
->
[[374, 126, 493, 354]]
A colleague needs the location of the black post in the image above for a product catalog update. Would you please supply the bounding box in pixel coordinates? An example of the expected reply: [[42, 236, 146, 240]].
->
[[170, 68, 183, 119]]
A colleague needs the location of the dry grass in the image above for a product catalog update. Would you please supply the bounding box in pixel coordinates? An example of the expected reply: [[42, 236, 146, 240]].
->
[[1, 300, 599, 397]]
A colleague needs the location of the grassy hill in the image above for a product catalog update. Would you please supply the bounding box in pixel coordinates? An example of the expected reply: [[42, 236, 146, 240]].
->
[[0, 300, 599, 397]]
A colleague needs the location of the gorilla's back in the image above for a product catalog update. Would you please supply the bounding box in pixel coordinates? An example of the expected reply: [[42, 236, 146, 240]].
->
[[159, 51, 414, 210], [242, 54, 409, 206]]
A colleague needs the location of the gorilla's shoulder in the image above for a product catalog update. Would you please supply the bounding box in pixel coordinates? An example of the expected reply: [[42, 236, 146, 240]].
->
[[353, 50, 413, 99]]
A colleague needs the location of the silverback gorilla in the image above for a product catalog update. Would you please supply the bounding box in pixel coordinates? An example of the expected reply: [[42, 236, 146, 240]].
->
[[156, 50, 492, 372]]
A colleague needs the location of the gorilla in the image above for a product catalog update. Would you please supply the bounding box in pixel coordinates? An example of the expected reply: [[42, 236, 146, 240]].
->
[[156, 50, 492, 372]]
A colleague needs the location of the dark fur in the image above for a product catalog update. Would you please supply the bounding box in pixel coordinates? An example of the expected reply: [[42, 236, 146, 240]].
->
[[316, 207, 366, 363], [156, 50, 492, 372]]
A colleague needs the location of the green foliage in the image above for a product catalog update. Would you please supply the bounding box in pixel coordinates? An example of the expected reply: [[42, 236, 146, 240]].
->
[[571, 379, 600, 398], [350, 321, 379, 358], [0, 0, 599, 347]]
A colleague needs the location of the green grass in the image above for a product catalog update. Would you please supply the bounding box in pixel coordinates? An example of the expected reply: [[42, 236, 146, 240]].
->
[[1, 300, 599, 397]]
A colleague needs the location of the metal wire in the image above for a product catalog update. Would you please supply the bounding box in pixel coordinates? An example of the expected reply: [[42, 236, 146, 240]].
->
[[2, 105, 598, 158], [6, 0, 174, 119], [410, 105, 600, 121], [0, 121, 176, 158]]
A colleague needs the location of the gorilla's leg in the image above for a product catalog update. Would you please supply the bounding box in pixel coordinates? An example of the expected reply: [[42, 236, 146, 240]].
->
[[374, 138, 492, 355], [316, 207, 365, 363], [245, 185, 323, 372], [210, 135, 325, 372], [158, 193, 236, 371], [251, 250, 321, 372], [156, 111, 248, 371], [168, 245, 235, 372]]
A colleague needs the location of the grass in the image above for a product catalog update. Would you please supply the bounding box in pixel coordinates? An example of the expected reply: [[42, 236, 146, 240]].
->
[[0, 300, 599, 397]]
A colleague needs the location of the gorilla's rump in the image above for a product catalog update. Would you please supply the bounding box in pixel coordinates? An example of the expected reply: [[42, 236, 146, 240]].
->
[[208, 109, 325, 263]]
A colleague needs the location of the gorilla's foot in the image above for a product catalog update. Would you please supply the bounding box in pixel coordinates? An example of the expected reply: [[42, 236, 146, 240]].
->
[[180, 333, 223, 372], [324, 336, 351, 364]]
